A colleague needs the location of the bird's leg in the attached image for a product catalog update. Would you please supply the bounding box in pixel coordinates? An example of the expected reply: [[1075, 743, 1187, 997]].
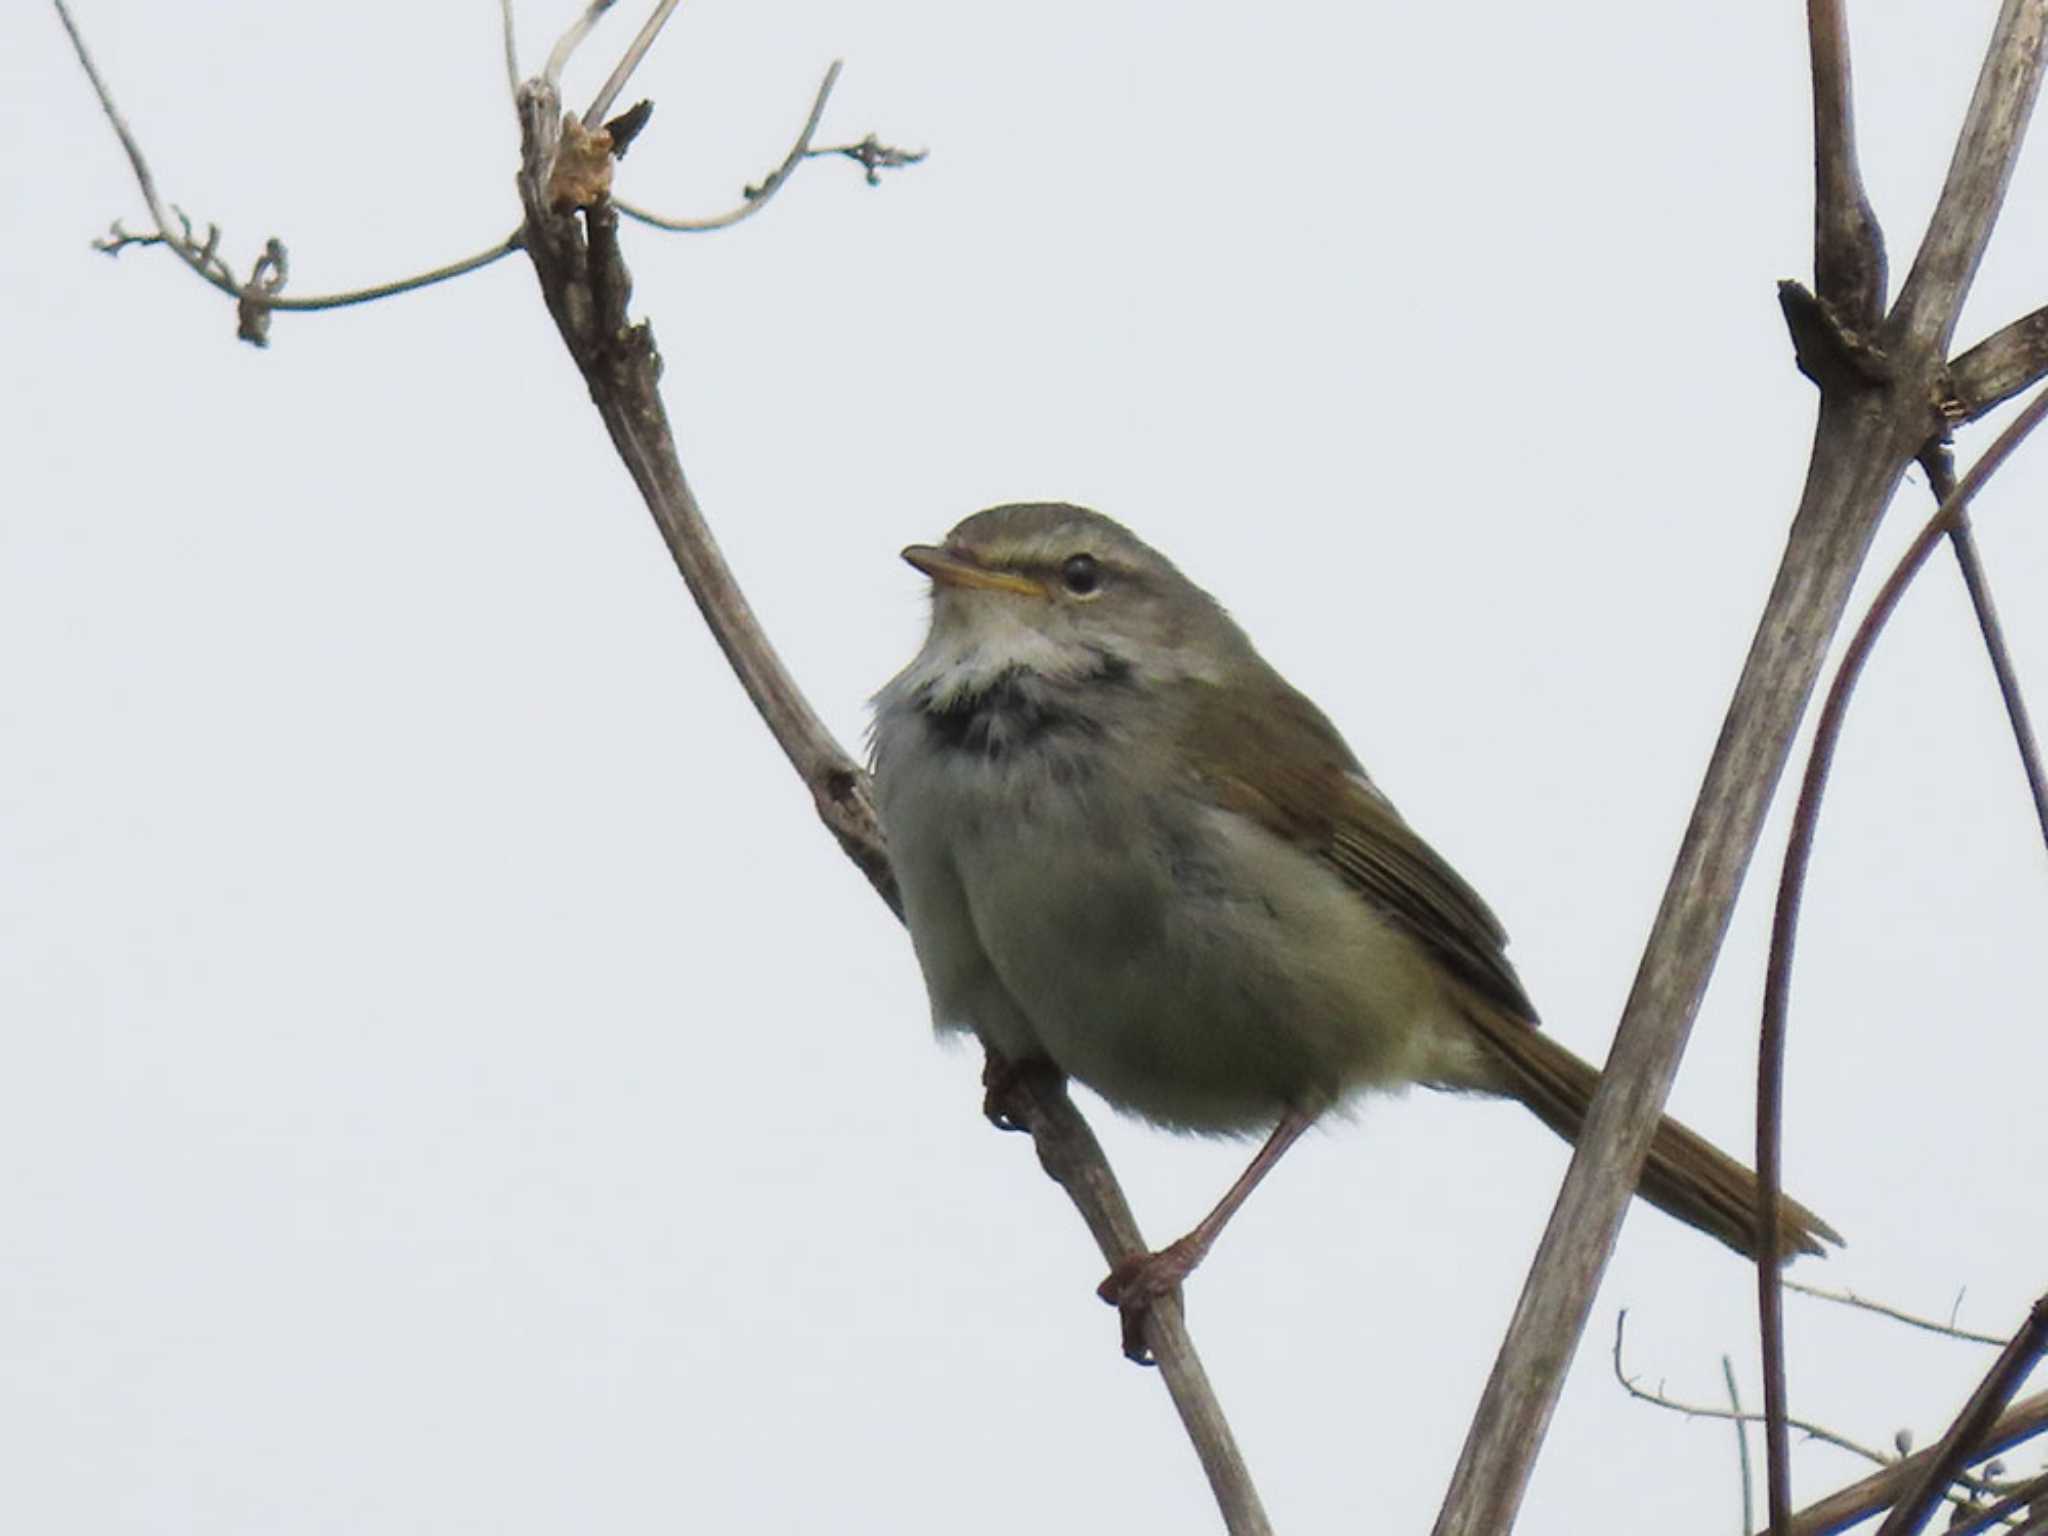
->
[[1098, 1107, 1316, 1362]]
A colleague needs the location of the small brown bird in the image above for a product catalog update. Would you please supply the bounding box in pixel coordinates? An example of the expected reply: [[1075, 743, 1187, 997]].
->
[[871, 504, 1836, 1348]]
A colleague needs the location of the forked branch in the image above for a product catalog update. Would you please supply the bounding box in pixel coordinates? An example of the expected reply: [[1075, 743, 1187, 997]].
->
[[508, 65, 1270, 1536], [1436, 6, 2048, 1531], [616, 61, 926, 234], [1769, 1390, 2048, 1536], [1873, 1293, 2048, 1535], [54, 0, 522, 344], [59, 0, 1261, 1525], [56, 0, 899, 345], [1757, 386, 2048, 1534], [1612, 1312, 1996, 1518]]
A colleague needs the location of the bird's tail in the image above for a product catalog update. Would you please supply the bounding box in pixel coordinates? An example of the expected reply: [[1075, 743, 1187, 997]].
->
[[1451, 1004, 1840, 1261]]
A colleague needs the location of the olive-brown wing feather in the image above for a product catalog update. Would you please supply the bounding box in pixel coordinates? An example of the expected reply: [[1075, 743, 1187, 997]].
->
[[1177, 679, 1538, 1025]]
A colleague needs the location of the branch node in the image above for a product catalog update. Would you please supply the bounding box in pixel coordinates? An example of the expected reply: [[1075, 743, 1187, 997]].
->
[[93, 219, 161, 257], [812, 131, 928, 187], [603, 99, 654, 158], [615, 63, 932, 236], [547, 111, 621, 212], [1778, 279, 1892, 392]]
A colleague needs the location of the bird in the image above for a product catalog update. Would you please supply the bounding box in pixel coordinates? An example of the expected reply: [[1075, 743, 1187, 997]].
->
[[869, 502, 1836, 1351]]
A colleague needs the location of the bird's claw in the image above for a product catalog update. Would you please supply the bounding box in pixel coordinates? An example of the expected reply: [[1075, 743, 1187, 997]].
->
[[980, 1054, 1061, 1132], [1097, 1236, 1202, 1365]]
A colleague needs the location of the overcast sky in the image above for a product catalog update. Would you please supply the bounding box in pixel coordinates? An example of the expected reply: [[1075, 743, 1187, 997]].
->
[[6, 2, 2047, 1532]]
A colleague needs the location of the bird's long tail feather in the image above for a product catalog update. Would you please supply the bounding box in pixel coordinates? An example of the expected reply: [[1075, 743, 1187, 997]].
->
[[1452, 1004, 1840, 1261]]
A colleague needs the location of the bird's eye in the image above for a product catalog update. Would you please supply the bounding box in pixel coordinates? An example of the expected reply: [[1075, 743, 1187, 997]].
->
[[1061, 553, 1103, 596]]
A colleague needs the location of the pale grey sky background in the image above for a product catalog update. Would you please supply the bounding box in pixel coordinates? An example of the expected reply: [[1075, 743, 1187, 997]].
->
[[5, 2, 2046, 1532]]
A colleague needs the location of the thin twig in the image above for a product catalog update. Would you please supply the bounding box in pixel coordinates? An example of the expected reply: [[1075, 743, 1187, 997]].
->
[[1761, 1143, 1794, 1531], [583, 0, 684, 127], [1611, 1313, 1993, 1514], [500, 0, 521, 103], [544, 0, 619, 88], [1921, 447, 2048, 852], [1786, 1279, 2007, 1347], [1949, 519, 2048, 845], [91, 216, 522, 312], [214, 237, 519, 312], [1759, 385, 2048, 1535], [617, 61, 843, 233], [595, 64, 924, 235], [1773, 1392, 2048, 1536], [1727, 1355, 1758, 1536], [809, 133, 929, 185], [1948, 1469, 2048, 1536], [58, 0, 179, 274], [1875, 1294, 2048, 1535], [58, 0, 523, 334]]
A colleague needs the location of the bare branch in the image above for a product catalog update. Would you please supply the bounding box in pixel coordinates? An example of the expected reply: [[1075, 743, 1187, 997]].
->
[[258, 237, 524, 312], [59, 2, 2040, 1527], [94, 211, 521, 325], [1949, 304, 2048, 421], [1948, 515, 2048, 844], [500, 0, 521, 103], [583, 0, 684, 127], [1892, 0, 2048, 356], [1437, 10, 2048, 1526], [1875, 1294, 2048, 1535], [1613, 1315, 2005, 1524], [1726, 1355, 1758, 1536], [513, 79, 892, 901], [991, 1065, 1273, 1535], [1947, 1468, 2048, 1536], [1807, 0, 1887, 325], [1434, 353, 1930, 1536], [1758, 386, 2048, 1532], [1786, 1279, 2009, 1347], [616, 67, 928, 235], [507, 75, 1269, 1533], [57, 0, 522, 340], [814, 132, 929, 185], [1771, 1392, 2048, 1536], [63, 0, 1214, 1509], [618, 61, 842, 232], [58, 0, 186, 282], [1613, 1314, 1995, 1511], [1921, 447, 2048, 853], [544, 0, 620, 89]]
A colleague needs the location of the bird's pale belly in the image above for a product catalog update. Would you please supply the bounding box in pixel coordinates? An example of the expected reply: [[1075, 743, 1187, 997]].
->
[[885, 743, 1478, 1133]]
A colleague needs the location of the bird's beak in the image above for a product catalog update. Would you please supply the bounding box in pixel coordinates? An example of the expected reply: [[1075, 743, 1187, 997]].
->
[[901, 544, 1045, 598]]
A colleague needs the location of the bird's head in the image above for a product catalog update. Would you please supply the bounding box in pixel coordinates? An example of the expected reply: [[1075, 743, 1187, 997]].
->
[[890, 502, 1249, 711]]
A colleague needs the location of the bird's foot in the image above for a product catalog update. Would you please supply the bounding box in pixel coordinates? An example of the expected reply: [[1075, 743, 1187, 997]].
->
[[980, 1054, 1063, 1132], [1097, 1234, 1205, 1365]]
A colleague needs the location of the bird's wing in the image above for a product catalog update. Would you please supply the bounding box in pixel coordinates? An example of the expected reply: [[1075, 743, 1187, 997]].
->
[[1179, 678, 1539, 1024]]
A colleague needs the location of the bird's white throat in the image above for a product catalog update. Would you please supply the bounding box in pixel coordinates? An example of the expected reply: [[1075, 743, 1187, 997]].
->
[[885, 590, 1119, 714]]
